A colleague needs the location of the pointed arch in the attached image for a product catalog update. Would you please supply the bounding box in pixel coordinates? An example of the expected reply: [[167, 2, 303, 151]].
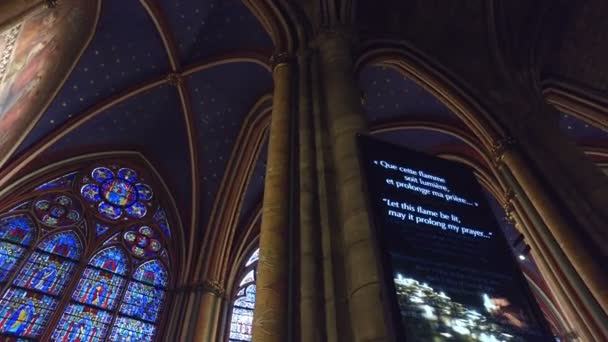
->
[[0, 152, 181, 340], [227, 246, 259, 342]]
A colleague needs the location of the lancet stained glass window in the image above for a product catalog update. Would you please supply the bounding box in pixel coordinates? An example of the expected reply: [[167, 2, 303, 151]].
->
[[0, 163, 173, 341], [228, 248, 259, 342]]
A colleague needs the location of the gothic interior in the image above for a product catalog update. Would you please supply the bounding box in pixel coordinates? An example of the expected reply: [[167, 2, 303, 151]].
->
[[0, 0, 606, 341]]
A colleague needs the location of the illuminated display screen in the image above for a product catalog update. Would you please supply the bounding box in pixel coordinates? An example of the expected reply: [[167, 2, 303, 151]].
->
[[358, 135, 553, 341]]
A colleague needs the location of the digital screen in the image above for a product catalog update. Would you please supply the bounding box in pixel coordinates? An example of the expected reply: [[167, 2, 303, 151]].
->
[[358, 135, 553, 342]]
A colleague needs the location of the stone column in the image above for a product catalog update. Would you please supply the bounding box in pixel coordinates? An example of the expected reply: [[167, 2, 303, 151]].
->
[[251, 54, 293, 342], [317, 29, 390, 341], [192, 280, 225, 341], [298, 49, 326, 341], [495, 141, 608, 340]]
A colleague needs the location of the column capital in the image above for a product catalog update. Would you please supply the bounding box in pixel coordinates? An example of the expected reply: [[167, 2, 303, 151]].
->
[[200, 279, 227, 298], [269, 52, 293, 69], [491, 136, 516, 167]]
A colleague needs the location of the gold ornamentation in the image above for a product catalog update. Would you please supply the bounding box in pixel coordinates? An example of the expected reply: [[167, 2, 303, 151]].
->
[[201, 279, 226, 298], [502, 189, 516, 225], [491, 136, 515, 166]]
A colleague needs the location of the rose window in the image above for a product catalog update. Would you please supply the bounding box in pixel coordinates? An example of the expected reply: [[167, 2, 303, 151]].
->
[[33, 193, 82, 227], [123, 225, 163, 258], [80, 167, 154, 220]]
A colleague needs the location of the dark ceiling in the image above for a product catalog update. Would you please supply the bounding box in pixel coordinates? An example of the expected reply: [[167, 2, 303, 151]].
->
[[3, 0, 607, 245]]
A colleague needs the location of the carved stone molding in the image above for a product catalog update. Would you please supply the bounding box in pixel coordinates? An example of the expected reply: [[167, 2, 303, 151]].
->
[[502, 189, 516, 225], [201, 279, 226, 298], [269, 52, 293, 69], [491, 136, 516, 167]]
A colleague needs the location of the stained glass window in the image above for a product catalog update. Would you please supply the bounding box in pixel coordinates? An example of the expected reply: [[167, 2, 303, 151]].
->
[[228, 248, 258, 342], [0, 231, 82, 339], [0, 163, 172, 341]]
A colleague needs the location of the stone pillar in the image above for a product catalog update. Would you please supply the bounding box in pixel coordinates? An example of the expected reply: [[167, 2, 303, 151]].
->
[[317, 29, 390, 341], [0, 0, 45, 33], [298, 49, 326, 341], [495, 141, 608, 340], [251, 54, 293, 342], [498, 143, 608, 309], [192, 280, 225, 341]]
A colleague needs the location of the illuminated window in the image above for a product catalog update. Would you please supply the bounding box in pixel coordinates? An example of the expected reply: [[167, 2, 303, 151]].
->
[[0, 164, 173, 341], [228, 248, 259, 342]]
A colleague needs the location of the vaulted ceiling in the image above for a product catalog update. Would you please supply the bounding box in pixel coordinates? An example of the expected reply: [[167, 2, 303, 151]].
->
[[0, 0, 606, 284]]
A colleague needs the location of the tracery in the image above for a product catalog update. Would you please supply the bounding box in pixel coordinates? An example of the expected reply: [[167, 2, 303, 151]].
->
[[0, 163, 173, 341], [228, 247, 259, 342]]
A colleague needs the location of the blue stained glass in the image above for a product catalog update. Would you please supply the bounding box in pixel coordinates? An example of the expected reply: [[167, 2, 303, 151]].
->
[[89, 247, 129, 275], [153, 207, 171, 237], [118, 168, 138, 182], [125, 202, 147, 219], [234, 285, 256, 310], [135, 183, 153, 201], [0, 241, 25, 282], [52, 303, 112, 342], [229, 307, 254, 341], [72, 268, 126, 310], [37, 231, 82, 260], [98, 202, 122, 220], [95, 222, 111, 237], [92, 167, 114, 183], [101, 179, 137, 207], [109, 316, 156, 342], [81, 184, 101, 202], [13, 251, 76, 296], [245, 249, 259, 267], [132, 260, 168, 288], [239, 270, 255, 287], [35, 171, 78, 191], [120, 282, 165, 322], [0, 287, 57, 338], [0, 215, 35, 246]]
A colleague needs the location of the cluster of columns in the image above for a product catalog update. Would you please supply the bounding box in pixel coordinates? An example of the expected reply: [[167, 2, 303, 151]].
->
[[250, 27, 608, 342], [252, 28, 391, 342]]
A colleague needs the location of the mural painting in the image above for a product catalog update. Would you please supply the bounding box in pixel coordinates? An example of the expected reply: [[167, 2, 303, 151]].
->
[[0, 1, 98, 164]]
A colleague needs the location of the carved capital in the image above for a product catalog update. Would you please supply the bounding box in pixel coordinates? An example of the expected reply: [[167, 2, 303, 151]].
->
[[502, 189, 516, 224], [491, 136, 516, 167], [269, 52, 292, 69], [201, 279, 226, 298], [166, 73, 182, 87]]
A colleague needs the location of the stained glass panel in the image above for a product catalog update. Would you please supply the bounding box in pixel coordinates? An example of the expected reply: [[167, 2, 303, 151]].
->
[[0, 215, 35, 246], [132, 260, 168, 288], [0, 287, 57, 338], [0, 241, 24, 282], [13, 251, 76, 296], [92, 167, 114, 183], [51, 303, 112, 342], [98, 202, 122, 220], [37, 231, 82, 260], [95, 222, 111, 238], [239, 270, 255, 287], [118, 168, 137, 182], [119, 282, 165, 322], [81, 184, 102, 202], [108, 316, 157, 342], [35, 171, 78, 191], [71, 268, 126, 310], [89, 246, 129, 275], [135, 183, 153, 200], [125, 202, 147, 218], [228, 307, 253, 341], [245, 248, 259, 267], [233, 285, 256, 310], [153, 207, 171, 237]]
